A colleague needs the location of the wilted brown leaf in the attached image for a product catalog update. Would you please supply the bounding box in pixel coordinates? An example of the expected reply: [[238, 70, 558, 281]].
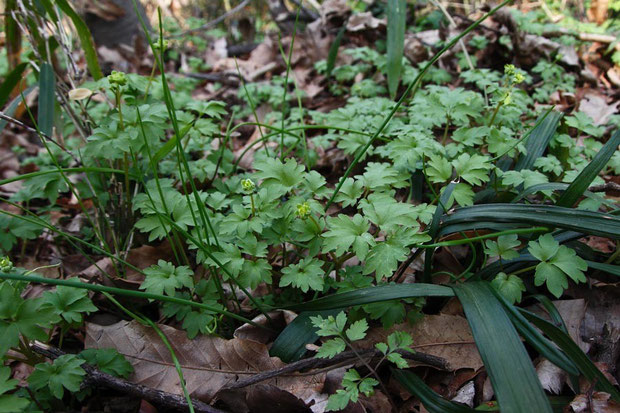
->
[[85, 320, 327, 409], [358, 314, 482, 371], [570, 392, 620, 413]]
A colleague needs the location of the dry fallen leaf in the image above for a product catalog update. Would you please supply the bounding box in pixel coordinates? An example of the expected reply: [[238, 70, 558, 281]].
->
[[570, 392, 620, 413], [85, 320, 327, 409], [358, 314, 483, 371]]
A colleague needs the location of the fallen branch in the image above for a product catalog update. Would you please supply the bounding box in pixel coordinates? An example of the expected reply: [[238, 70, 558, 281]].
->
[[224, 347, 448, 390], [31, 342, 226, 413]]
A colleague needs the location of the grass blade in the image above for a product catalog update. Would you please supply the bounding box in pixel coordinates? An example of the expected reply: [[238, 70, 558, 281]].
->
[[387, 0, 406, 99], [0, 62, 27, 108], [54, 0, 103, 80], [270, 310, 339, 362], [453, 282, 552, 413], [520, 309, 620, 400], [326, 27, 345, 78], [556, 129, 620, 207], [491, 288, 579, 375], [514, 111, 563, 171], [586, 261, 620, 277], [392, 369, 476, 413], [423, 182, 455, 282], [440, 204, 620, 239], [286, 284, 454, 312], [37, 62, 55, 137], [5, 0, 22, 69]]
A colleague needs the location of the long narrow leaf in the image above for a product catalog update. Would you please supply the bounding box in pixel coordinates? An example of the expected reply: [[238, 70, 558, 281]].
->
[[453, 282, 552, 413], [0, 62, 27, 108], [37, 63, 55, 137], [491, 288, 579, 375], [286, 284, 454, 312], [392, 369, 476, 413], [326, 27, 345, 78], [520, 309, 620, 400], [586, 261, 620, 277], [5, 0, 22, 69], [514, 111, 562, 171], [440, 204, 620, 239], [387, 0, 406, 99], [423, 182, 456, 282], [54, 0, 103, 80], [270, 310, 339, 362], [556, 129, 620, 207]]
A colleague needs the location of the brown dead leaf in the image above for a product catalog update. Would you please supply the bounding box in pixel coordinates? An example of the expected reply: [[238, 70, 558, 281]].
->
[[358, 315, 482, 371], [85, 320, 327, 407], [578, 90, 620, 126], [536, 359, 567, 394], [347, 12, 385, 32], [570, 392, 620, 413]]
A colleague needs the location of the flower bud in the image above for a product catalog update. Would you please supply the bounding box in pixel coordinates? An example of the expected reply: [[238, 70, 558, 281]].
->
[[108, 70, 127, 87], [0, 257, 13, 272], [241, 178, 256, 193], [295, 202, 311, 220]]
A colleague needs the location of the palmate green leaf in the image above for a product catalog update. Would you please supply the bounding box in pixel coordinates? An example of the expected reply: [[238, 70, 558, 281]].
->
[[326, 389, 356, 412], [28, 355, 86, 399], [490, 272, 525, 304], [528, 234, 587, 298], [452, 153, 492, 186], [79, 348, 133, 378], [0, 366, 29, 411], [140, 260, 194, 297], [279, 257, 325, 293], [322, 214, 374, 259], [565, 111, 604, 138], [43, 281, 98, 324], [360, 194, 422, 232], [316, 337, 346, 359], [0, 284, 60, 357], [427, 154, 453, 183], [484, 234, 520, 260], [364, 237, 409, 281], [332, 178, 364, 207], [239, 259, 272, 290], [452, 282, 552, 413], [358, 162, 409, 191], [345, 319, 368, 341], [253, 157, 305, 193]]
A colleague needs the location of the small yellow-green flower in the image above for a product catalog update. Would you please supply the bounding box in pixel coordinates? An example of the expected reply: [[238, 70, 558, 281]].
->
[[513, 72, 525, 84], [241, 178, 256, 193], [295, 202, 311, 220], [504, 64, 516, 77], [108, 70, 127, 87], [152, 39, 169, 51], [0, 257, 13, 272]]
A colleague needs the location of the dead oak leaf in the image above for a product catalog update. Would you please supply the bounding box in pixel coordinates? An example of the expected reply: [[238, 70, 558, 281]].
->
[[357, 314, 483, 371], [85, 320, 326, 407]]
